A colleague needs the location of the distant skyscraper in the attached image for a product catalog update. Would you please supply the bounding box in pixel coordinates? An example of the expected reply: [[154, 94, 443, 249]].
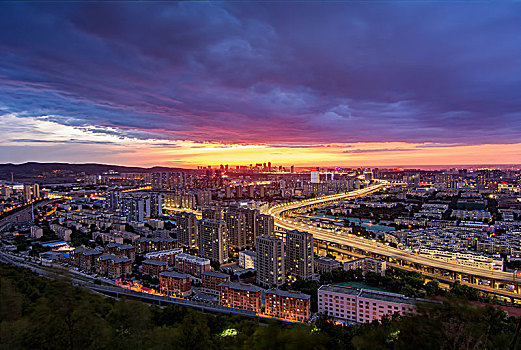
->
[[152, 172, 185, 190], [198, 219, 228, 264], [32, 184, 40, 199], [256, 235, 285, 287], [285, 230, 314, 281], [311, 171, 320, 184], [22, 184, 32, 202], [175, 212, 198, 249]]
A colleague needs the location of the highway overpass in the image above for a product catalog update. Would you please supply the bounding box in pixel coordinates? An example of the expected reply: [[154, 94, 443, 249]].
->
[[268, 183, 521, 296]]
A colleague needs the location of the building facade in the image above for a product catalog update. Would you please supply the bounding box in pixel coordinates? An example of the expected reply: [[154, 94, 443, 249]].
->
[[265, 289, 311, 322], [318, 285, 417, 324], [174, 253, 211, 277], [344, 257, 387, 276], [175, 212, 198, 249], [142, 259, 169, 277], [256, 235, 285, 287], [197, 219, 228, 264], [285, 230, 314, 281], [218, 282, 262, 313], [159, 270, 192, 297], [201, 270, 230, 295]]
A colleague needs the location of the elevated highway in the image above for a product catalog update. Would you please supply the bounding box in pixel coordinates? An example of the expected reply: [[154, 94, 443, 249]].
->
[[268, 183, 521, 296]]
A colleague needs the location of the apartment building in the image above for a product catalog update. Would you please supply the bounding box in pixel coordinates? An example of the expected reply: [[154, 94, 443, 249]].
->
[[201, 270, 230, 295], [218, 282, 263, 313], [145, 248, 183, 265], [265, 289, 311, 322], [159, 270, 192, 297], [198, 219, 228, 264], [318, 285, 417, 324], [285, 230, 314, 281], [344, 257, 387, 276], [174, 253, 211, 277], [256, 235, 285, 287], [175, 212, 198, 249], [142, 259, 169, 277]]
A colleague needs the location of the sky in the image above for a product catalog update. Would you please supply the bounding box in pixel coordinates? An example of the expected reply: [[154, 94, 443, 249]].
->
[[0, 1, 520, 168]]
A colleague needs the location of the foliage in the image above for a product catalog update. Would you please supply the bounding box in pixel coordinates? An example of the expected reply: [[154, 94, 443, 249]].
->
[[1, 264, 520, 350]]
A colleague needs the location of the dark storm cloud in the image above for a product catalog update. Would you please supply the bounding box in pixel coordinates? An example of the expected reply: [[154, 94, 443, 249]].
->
[[0, 1, 520, 145]]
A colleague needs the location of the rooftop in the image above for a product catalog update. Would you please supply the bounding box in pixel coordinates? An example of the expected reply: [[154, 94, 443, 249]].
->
[[318, 284, 361, 296], [218, 281, 263, 293], [160, 270, 191, 279], [266, 289, 311, 300], [359, 290, 416, 305], [202, 270, 230, 279], [143, 259, 168, 266]]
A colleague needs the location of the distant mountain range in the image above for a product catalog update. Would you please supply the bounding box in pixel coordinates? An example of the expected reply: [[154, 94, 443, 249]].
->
[[0, 162, 187, 181]]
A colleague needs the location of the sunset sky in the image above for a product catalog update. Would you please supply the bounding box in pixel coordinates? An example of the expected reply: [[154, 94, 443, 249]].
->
[[1, 2, 520, 168]]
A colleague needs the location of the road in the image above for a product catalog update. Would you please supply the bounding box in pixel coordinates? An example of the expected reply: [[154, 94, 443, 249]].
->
[[268, 183, 520, 288], [0, 199, 56, 231]]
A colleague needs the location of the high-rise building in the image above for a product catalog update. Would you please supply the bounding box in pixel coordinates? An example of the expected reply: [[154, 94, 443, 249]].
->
[[225, 211, 247, 249], [255, 214, 274, 237], [152, 172, 185, 190], [22, 184, 39, 202], [311, 171, 320, 184], [32, 183, 40, 199], [285, 230, 314, 281], [120, 195, 146, 222], [256, 235, 285, 287], [22, 184, 32, 203], [196, 190, 212, 207], [197, 219, 228, 264], [202, 207, 225, 221], [175, 212, 198, 249], [236, 207, 259, 247]]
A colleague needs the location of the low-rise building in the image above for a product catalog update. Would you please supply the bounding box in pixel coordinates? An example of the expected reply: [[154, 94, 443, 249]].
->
[[174, 253, 211, 277], [344, 257, 386, 276], [218, 281, 262, 313], [135, 237, 178, 254], [145, 248, 183, 265], [315, 256, 341, 274], [201, 270, 230, 295], [71, 247, 103, 272], [96, 254, 132, 279], [142, 259, 169, 278], [265, 289, 311, 322], [318, 285, 417, 324], [238, 250, 257, 269], [50, 224, 72, 241], [159, 271, 192, 297], [92, 231, 124, 244], [105, 243, 136, 262], [30, 226, 43, 239]]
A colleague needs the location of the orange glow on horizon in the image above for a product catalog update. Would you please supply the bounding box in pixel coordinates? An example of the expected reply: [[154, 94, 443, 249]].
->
[[106, 141, 521, 168]]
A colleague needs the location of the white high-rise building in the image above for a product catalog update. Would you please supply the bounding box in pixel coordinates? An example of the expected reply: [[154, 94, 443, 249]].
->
[[311, 171, 320, 184]]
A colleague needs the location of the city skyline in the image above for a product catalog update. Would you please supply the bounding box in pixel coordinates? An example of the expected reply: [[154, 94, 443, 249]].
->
[[1, 2, 520, 167]]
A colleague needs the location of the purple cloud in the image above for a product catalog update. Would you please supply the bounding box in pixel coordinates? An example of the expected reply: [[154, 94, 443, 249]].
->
[[0, 1, 520, 148]]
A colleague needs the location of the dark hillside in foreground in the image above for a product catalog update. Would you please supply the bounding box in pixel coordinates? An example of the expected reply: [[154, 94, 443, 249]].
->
[[1, 264, 519, 350]]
